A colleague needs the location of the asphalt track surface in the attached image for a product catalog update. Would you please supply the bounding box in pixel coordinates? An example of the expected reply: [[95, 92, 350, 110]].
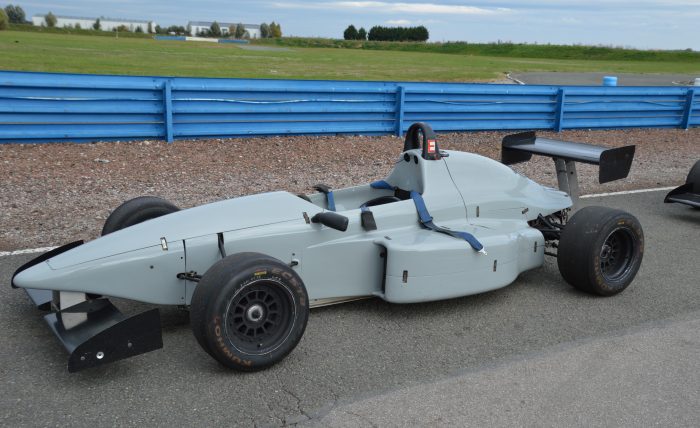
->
[[0, 190, 698, 426]]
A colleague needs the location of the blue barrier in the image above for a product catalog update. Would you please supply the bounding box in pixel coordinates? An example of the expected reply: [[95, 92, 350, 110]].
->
[[218, 39, 250, 44], [153, 36, 187, 41], [0, 71, 697, 144]]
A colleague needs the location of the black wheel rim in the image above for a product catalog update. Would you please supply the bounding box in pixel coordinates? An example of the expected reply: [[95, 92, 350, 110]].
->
[[599, 227, 636, 281], [224, 281, 295, 355]]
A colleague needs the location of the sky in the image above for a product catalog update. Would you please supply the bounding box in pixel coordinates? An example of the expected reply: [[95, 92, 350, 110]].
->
[[15, 1, 700, 50]]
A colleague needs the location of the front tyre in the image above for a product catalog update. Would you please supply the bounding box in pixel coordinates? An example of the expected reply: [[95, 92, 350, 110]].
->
[[102, 196, 180, 235], [190, 252, 309, 371], [557, 206, 644, 296]]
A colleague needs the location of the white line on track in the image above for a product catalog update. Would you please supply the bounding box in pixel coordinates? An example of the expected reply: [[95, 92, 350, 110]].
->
[[579, 186, 676, 198], [0, 246, 58, 257], [0, 186, 678, 258]]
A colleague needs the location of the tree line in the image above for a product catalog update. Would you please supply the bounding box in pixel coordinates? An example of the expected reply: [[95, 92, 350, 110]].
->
[[343, 25, 367, 40], [344, 24, 429, 42], [1, 3, 26, 29], [0, 5, 282, 39], [194, 21, 281, 39]]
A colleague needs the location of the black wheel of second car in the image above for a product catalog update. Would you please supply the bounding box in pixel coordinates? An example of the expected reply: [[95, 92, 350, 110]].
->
[[557, 206, 644, 296], [190, 252, 309, 371], [101, 196, 180, 236]]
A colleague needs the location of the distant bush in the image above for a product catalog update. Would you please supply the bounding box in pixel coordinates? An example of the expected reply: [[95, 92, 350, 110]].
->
[[45, 12, 57, 28], [234, 22, 245, 38], [358, 27, 366, 41], [165, 25, 187, 36], [260, 23, 269, 38], [344, 25, 368, 41], [368, 25, 428, 42], [258, 21, 280, 39], [269, 21, 281, 38], [343, 25, 358, 40], [0, 9, 8, 31], [4, 4, 25, 24], [210, 21, 221, 37]]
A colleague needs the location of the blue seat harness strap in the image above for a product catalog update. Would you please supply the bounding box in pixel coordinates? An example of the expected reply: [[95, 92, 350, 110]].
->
[[314, 184, 336, 211], [369, 181, 485, 253], [370, 180, 395, 190], [410, 191, 485, 253], [326, 192, 336, 211]]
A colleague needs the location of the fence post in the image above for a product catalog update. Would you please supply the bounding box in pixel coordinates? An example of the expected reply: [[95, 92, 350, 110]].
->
[[395, 85, 405, 137], [680, 88, 695, 130], [163, 80, 174, 143], [554, 88, 566, 132]]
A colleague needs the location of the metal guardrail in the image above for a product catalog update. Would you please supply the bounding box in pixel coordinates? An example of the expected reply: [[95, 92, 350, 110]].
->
[[0, 71, 697, 144]]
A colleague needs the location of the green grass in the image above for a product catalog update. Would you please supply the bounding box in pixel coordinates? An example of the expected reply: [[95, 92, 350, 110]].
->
[[255, 37, 700, 63], [1, 30, 699, 82]]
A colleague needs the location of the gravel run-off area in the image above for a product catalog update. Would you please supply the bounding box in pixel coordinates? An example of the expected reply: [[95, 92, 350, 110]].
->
[[1, 128, 698, 251]]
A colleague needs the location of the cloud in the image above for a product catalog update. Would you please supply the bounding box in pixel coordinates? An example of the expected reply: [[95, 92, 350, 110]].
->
[[386, 19, 412, 25], [271, 1, 512, 15]]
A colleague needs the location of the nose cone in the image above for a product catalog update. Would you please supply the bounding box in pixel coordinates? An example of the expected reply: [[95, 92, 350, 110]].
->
[[12, 261, 55, 291]]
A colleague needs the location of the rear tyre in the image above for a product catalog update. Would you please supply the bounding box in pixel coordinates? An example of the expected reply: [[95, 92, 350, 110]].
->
[[190, 252, 309, 371], [557, 206, 644, 296], [101, 196, 180, 236]]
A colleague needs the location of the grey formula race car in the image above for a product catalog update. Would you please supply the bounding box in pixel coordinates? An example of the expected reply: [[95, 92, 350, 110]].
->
[[11, 123, 644, 372]]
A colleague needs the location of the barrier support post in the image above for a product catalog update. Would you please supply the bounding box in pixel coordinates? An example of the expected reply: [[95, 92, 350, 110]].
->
[[163, 80, 174, 143], [681, 88, 695, 130], [395, 85, 405, 137], [554, 88, 566, 132]]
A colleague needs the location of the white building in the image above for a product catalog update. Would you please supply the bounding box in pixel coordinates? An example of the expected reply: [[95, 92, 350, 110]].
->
[[187, 21, 260, 39], [32, 15, 156, 33]]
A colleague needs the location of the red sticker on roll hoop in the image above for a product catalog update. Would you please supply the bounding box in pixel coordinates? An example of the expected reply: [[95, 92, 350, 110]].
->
[[428, 140, 436, 153]]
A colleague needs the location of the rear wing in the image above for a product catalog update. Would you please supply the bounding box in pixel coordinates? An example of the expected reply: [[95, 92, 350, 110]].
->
[[502, 132, 635, 184], [501, 132, 636, 207]]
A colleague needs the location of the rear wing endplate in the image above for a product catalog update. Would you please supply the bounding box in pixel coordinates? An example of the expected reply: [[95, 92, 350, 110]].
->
[[502, 131, 635, 184]]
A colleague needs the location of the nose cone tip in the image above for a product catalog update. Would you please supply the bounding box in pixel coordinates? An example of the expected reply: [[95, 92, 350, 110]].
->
[[12, 261, 53, 290]]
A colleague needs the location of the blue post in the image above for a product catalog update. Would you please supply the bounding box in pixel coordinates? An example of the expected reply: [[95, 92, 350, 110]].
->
[[395, 85, 405, 137], [602, 76, 618, 86], [680, 88, 695, 130], [163, 80, 174, 143], [554, 88, 566, 132]]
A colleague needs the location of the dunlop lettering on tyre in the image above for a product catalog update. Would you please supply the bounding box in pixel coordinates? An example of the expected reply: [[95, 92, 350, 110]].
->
[[190, 252, 309, 371]]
